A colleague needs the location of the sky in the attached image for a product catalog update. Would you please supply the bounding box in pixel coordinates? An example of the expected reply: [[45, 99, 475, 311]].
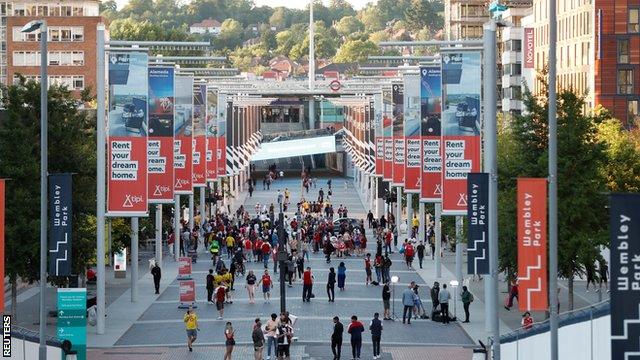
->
[[115, 0, 372, 10]]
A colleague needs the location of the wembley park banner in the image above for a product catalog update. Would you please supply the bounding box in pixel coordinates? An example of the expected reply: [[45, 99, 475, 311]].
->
[[147, 66, 174, 203], [420, 65, 443, 203], [174, 76, 194, 195], [403, 73, 421, 193], [205, 87, 218, 182], [107, 51, 149, 215], [382, 88, 393, 182], [441, 52, 482, 215], [192, 84, 207, 187], [392, 82, 405, 187]]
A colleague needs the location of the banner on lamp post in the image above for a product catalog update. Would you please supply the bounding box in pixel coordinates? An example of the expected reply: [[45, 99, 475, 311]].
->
[[382, 88, 393, 182], [147, 66, 175, 203], [403, 73, 421, 193], [441, 52, 482, 215], [192, 84, 207, 187], [392, 82, 404, 186], [48, 174, 73, 277], [107, 51, 149, 216], [174, 76, 194, 195], [610, 193, 640, 360], [467, 173, 489, 275], [206, 87, 218, 182], [374, 92, 384, 177], [217, 94, 228, 177], [517, 178, 548, 311], [420, 65, 443, 203]]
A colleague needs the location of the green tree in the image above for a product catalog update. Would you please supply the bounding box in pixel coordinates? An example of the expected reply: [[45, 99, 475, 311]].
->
[[260, 30, 277, 51], [329, 0, 356, 20], [595, 116, 640, 192], [404, 0, 444, 32], [216, 18, 244, 50], [333, 39, 380, 63], [334, 16, 364, 38], [358, 5, 386, 32]]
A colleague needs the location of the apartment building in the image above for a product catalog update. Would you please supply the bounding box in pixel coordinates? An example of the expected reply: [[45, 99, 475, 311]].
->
[[444, 0, 489, 40], [1, 1, 102, 97], [523, 0, 640, 127]]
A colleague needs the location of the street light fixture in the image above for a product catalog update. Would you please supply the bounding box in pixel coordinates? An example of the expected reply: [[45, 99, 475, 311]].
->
[[22, 18, 48, 360], [391, 275, 399, 321]]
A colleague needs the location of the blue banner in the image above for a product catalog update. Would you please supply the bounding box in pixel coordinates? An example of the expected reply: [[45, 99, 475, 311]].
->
[[467, 173, 489, 274], [57, 288, 86, 360], [610, 193, 640, 360], [48, 174, 72, 277]]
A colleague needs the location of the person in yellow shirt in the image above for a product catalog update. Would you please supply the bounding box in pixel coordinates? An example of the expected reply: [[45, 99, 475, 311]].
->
[[184, 306, 199, 352], [226, 235, 235, 257], [222, 270, 233, 303], [412, 216, 420, 230]]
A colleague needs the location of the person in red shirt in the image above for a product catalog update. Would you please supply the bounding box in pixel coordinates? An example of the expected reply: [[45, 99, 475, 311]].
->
[[215, 284, 226, 320], [364, 253, 372, 286], [244, 238, 253, 262], [522, 311, 534, 330], [404, 242, 415, 268], [261, 241, 271, 269], [255, 239, 264, 262], [258, 269, 272, 303], [302, 267, 314, 302], [347, 315, 365, 359]]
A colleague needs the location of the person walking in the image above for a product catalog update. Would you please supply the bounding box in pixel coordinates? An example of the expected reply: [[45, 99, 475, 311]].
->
[[331, 316, 344, 360], [183, 306, 198, 352], [460, 286, 473, 323], [416, 241, 425, 269], [206, 269, 215, 304], [259, 269, 272, 303], [364, 253, 372, 286], [402, 282, 416, 324], [337, 262, 347, 291], [347, 315, 365, 360], [215, 284, 227, 320], [223, 322, 235, 360], [302, 266, 314, 302], [504, 280, 519, 310], [246, 270, 257, 304], [252, 318, 265, 360], [382, 281, 391, 320], [151, 262, 161, 294], [369, 313, 383, 359], [265, 313, 278, 360], [439, 283, 451, 324], [327, 267, 336, 302]]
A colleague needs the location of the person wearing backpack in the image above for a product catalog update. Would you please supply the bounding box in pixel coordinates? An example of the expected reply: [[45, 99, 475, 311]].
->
[[461, 285, 474, 323]]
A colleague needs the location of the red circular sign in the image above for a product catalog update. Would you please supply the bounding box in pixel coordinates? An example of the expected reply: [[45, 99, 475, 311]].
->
[[329, 80, 341, 92]]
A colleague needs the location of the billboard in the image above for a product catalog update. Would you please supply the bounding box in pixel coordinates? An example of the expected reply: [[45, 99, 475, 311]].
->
[[48, 174, 72, 277], [174, 76, 194, 195], [517, 178, 548, 311], [107, 52, 149, 215], [374, 92, 384, 177], [217, 93, 227, 177], [404, 74, 421, 193], [179, 280, 196, 308], [382, 88, 393, 181], [441, 52, 482, 215], [467, 173, 489, 275], [367, 101, 376, 175], [392, 83, 404, 186], [192, 84, 207, 187], [206, 88, 218, 182], [610, 194, 640, 360], [420, 65, 443, 202], [147, 66, 174, 203], [524, 28, 535, 69]]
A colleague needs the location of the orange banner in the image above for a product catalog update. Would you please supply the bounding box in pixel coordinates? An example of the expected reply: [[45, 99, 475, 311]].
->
[[517, 178, 548, 311]]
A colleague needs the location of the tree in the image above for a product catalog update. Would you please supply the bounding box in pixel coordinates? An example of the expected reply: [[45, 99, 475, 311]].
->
[[333, 39, 380, 63], [329, 0, 356, 20], [358, 5, 386, 32], [595, 115, 640, 192], [404, 0, 444, 32], [334, 16, 364, 38], [217, 18, 244, 50], [261, 30, 277, 52]]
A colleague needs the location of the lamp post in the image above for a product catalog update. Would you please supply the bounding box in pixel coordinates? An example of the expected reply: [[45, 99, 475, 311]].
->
[[449, 280, 459, 321], [277, 206, 287, 313], [21, 19, 48, 360], [391, 275, 399, 321]]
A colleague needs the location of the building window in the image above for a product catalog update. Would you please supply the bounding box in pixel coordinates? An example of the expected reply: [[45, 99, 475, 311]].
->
[[618, 39, 630, 63], [630, 9, 640, 33], [13, 26, 84, 42], [618, 69, 634, 94], [504, 63, 522, 76], [505, 39, 522, 52], [628, 100, 639, 128]]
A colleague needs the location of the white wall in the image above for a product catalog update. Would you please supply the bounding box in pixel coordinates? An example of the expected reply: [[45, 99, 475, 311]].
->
[[501, 314, 611, 360], [9, 337, 64, 360]]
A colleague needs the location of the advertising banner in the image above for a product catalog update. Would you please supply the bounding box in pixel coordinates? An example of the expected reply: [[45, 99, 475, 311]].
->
[[420, 65, 443, 202], [174, 76, 194, 194], [206, 87, 218, 182], [48, 174, 72, 277], [57, 288, 87, 360], [107, 52, 149, 215], [441, 52, 482, 215], [374, 93, 384, 177], [392, 83, 405, 186], [179, 280, 197, 308], [382, 88, 393, 181], [114, 248, 127, 272], [147, 66, 174, 203], [467, 173, 489, 274], [192, 84, 207, 187], [524, 28, 535, 69], [368, 101, 376, 174], [228, 105, 238, 175], [403, 74, 421, 193], [610, 193, 640, 360], [517, 178, 548, 311], [178, 256, 193, 280], [217, 94, 228, 177]]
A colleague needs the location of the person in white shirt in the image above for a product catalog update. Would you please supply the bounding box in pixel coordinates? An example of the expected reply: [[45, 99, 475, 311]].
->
[[438, 284, 451, 324]]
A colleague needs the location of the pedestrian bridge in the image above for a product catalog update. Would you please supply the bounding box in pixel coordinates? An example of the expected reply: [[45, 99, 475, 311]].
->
[[251, 128, 347, 161]]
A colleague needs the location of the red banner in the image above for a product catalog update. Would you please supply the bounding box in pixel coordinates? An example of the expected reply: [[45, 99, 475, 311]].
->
[[179, 280, 196, 305], [174, 76, 194, 194], [107, 52, 149, 215], [392, 83, 405, 186], [524, 28, 535, 69], [0, 180, 4, 312], [382, 88, 393, 181], [147, 66, 174, 203], [517, 178, 548, 311], [178, 256, 193, 279], [192, 84, 207, 187], [442, 136, 481, 213]]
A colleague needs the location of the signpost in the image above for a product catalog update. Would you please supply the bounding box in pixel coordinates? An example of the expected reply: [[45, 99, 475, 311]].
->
[[178, 280, 197, 309], [57, 288, 87, 360]]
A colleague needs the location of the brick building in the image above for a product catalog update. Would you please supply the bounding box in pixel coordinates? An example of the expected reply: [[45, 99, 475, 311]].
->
[[1, 1, 102, 98]]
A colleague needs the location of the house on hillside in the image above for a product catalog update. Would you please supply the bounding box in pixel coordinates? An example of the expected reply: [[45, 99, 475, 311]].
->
[[189, 19, 222, 35], [268, 56, 298, 79]]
